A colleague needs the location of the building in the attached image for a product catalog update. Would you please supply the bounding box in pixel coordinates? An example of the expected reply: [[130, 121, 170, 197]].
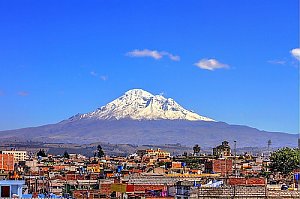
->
[[205, 159, 233, 176], [0, 180, 25, 198], [137, 149, 147, 157], [0, 154, 14, 171], [1, 150, 27, 162], [213, 141, 231, 157], [175, 181, 194, 199], [86, 163, 103, 173], [145, 148, 171, 159]]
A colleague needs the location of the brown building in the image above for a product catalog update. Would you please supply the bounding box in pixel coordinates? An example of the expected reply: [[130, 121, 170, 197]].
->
[[205, 159, 233, 176], [213, 141, 231, 157], [145, 148, 171, 159], [0, 154, 15, 171]]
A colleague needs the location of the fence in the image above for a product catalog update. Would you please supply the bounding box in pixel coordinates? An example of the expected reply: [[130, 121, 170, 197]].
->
[[191, 186, 300, 198]]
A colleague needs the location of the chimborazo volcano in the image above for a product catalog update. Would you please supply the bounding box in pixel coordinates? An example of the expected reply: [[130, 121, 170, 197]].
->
[[0, 89, 297, 147]]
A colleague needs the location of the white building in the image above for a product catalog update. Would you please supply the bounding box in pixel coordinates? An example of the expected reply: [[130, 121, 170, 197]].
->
[[1, 151, 27, 162]]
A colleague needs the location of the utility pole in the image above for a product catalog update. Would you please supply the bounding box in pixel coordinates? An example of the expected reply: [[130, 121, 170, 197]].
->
[[267, 140, 271, 159], [225, 157, 227, 178], [298, 62, 300, 189], [234, 140, 237, 177]]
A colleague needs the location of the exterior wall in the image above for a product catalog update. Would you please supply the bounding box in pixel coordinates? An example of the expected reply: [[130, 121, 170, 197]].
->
[[25, 159, 38, 172], [227, 178, 265, 186], [213, 141, 231, 157], [48, 180, 64, 195], [87, 164, 101, 173], [145, 149, 170, 158], [100, 183, 112, 197], [191, 186, 300, 198], [172, 162, 182, 168], [0, 154, 14, 171], [1, 151, 27, 162], [0, 180, 25, 198], [126, 184, 166, 192], [73, 189, 100, 199], [214, 159, 233, 175], [205, 159, 233, 176], [176, 185, 191, 198]]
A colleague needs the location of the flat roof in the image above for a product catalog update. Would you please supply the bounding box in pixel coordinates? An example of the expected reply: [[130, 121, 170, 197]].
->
[[0, 180, 25, 185]]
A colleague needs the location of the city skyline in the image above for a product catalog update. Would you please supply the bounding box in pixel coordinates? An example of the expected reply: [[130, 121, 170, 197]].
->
[[0, 0, 299, 134]]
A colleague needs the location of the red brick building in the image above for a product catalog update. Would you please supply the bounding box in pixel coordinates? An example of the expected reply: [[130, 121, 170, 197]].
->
[[228, 177, 266, 185], [0, 154, 14, 171], [205, 159, 233, 176]]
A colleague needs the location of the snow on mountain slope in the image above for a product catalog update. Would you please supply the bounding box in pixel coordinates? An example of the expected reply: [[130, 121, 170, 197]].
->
[[70, 89, 214, 121]]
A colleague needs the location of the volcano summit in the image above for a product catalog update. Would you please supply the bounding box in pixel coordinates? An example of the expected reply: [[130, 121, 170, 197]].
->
[[69, 89, 214, 122]]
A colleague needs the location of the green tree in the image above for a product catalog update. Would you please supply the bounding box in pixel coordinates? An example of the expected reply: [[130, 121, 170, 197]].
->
[[96, 145, 104, 158], [23, 165, 31, 174], [63, 151, 70, 159], [193, 144, 201, 155], [269, 147, 300, 174], [37, 149, 47, 157]]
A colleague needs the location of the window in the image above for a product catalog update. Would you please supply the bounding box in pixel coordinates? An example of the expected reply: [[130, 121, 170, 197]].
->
[[1, 186, 10, 197]]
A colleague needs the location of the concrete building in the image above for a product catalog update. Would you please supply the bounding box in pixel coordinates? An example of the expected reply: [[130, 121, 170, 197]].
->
[[213, 141, 231, 157], [1, 150, 27, 162], [0, 180, 25, 198], [145, 148, 171, 159], [175, 181, 194, 199]]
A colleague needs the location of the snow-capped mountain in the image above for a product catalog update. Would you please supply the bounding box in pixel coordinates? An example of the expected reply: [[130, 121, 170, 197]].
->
[[70, 89, 214, 121], [0, 89, 296, 148]]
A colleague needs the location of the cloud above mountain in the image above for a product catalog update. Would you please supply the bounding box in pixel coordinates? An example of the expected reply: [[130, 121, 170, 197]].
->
[[90, 71, 108, 81], [126, 49, 180, 61], [194, 58, 229, 71]]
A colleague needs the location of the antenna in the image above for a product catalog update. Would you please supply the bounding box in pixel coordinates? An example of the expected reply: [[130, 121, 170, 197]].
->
[[267, 140, 271, 154]]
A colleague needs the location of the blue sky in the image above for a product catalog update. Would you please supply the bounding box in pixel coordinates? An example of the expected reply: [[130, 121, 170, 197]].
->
[[0, 0, 299, 134]]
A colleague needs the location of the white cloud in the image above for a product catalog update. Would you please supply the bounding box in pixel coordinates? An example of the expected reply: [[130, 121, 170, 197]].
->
[[126, 49, 162, 59], [126, 49, 180, 61], [100, 75, 108, 81], [194, 58, 229, 71], [267, 60, 286, 65], [290, 48, 300, 60], [90, 71, 98, 76], [18, 91, 29, 96], [161, 51, 180, 61], [90, 71, 108, 81]]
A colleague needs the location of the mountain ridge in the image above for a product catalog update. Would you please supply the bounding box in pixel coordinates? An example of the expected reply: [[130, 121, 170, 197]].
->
[[0, 119, 297, 148]]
